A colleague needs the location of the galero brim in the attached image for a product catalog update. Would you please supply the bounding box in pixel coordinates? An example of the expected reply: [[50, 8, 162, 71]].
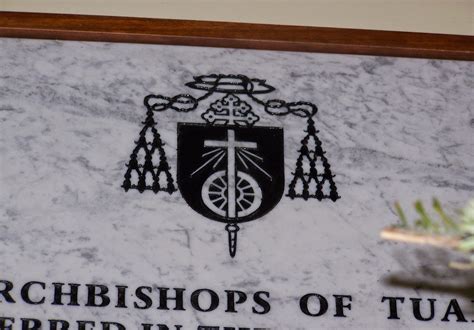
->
[[185, 74, 275, 95]]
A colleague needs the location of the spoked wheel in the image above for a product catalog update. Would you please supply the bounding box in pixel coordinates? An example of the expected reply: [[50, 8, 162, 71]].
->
[[235, 171, 262, 217], [201, 170, 262, 258], [201, 170, 262, 219]]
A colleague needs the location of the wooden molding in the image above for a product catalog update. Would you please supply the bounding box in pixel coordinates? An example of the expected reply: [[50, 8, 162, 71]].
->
[[0, 11, 473, 60]]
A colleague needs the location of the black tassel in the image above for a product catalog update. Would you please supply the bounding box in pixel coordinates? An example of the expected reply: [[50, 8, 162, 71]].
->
[[122, 109, 176, 194], [287, 117, 339, 201]]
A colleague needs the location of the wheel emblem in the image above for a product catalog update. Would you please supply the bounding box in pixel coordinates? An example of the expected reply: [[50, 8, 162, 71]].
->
[[201, 170, 262, 219]]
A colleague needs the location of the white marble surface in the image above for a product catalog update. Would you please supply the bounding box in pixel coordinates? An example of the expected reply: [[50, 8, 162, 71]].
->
[[0, 38, 473, 329]]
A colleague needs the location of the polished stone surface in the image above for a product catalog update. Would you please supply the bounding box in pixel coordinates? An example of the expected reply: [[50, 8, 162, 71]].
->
[[0, 38, 473, 329]]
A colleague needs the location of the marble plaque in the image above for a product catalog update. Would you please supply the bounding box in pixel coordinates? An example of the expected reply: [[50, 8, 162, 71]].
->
[[0, 38, 473, 329]]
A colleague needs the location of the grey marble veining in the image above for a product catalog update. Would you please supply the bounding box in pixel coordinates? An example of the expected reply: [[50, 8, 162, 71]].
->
[[0, 38, 473, 329]]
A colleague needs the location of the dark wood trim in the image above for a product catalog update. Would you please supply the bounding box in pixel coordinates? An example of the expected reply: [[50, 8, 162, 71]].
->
[[1, 11, 473, 60]]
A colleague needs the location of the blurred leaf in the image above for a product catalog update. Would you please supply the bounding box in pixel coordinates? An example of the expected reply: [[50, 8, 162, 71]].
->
[[432, 198, 458, 231], [459, 237, 474, 252], [414, 200, 432, 230], [461, 224, 474, 235], [394, 202, 408, 227], [461, 200, 474, 224]]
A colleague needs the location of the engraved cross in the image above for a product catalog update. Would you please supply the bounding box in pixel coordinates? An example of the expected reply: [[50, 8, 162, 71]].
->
[[204, 129, 257, 219]]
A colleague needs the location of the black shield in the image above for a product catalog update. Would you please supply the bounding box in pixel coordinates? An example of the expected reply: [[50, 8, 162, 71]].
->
[[177, 123, 284, 223]]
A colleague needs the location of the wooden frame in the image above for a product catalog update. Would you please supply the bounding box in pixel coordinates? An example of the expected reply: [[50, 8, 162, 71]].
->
[[0, 11, 473, 60]]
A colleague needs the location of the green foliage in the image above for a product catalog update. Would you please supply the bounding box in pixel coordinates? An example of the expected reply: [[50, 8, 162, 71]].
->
[[395, 198, 460, 234], [394, 198, 474, 266], [432, 198, 458, 231], [458, 200, 474, 258], [394, 202, 408, 228]]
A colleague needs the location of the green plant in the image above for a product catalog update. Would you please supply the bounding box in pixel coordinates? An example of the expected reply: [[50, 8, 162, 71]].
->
[[382, 198, 474, 270]]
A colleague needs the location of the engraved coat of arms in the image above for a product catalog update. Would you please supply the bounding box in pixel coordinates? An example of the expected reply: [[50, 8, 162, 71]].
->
[[123, 74, 339, 257]]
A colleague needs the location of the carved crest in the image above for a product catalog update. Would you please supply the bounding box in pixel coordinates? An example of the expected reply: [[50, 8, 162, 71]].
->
[[123, 74, 340, 257]]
